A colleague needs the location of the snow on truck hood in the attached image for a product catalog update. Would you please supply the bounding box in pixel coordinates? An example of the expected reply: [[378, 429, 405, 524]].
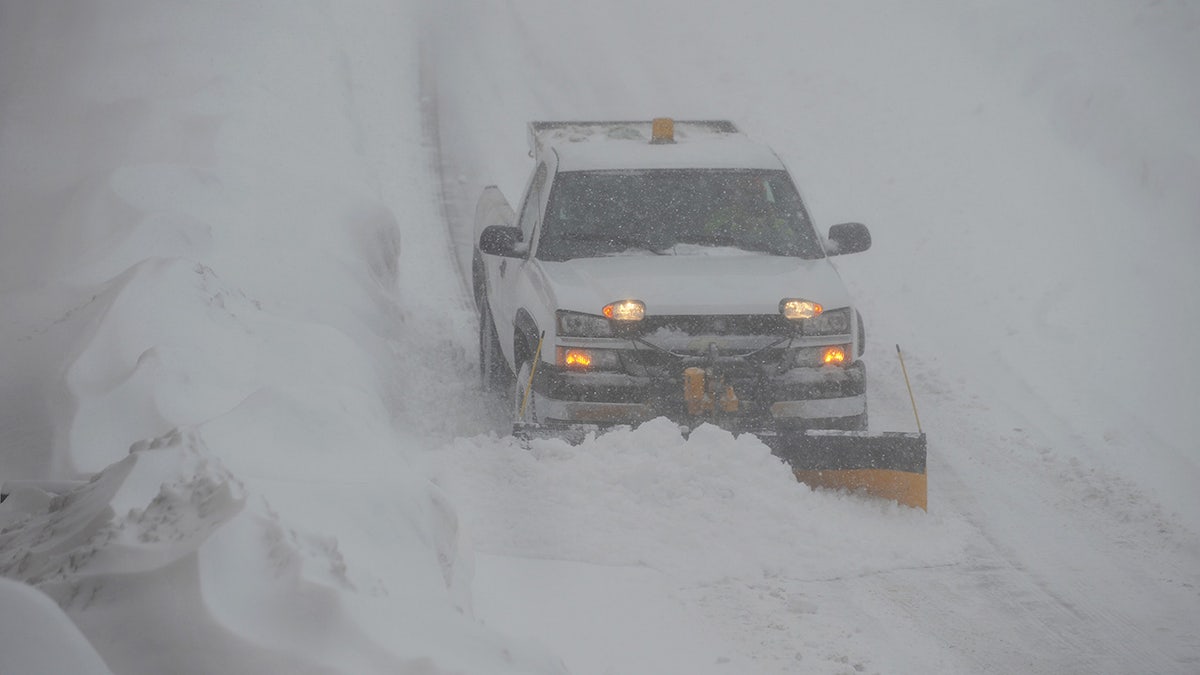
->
[[540, 252, 854, 316]]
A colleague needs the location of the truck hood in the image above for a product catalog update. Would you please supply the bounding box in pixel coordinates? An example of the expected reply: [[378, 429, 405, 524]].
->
[[539, 253, 854, 316]]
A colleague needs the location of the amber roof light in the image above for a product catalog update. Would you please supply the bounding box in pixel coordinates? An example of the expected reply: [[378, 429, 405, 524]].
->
[[650, 117, 675, 144]]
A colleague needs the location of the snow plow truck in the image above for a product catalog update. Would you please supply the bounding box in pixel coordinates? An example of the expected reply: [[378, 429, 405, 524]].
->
[[472, 118, 927, 509]]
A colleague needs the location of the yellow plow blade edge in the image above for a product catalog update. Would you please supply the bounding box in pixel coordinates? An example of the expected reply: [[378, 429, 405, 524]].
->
[[771, 430, 928, 510], [793, 467, 927, 510]]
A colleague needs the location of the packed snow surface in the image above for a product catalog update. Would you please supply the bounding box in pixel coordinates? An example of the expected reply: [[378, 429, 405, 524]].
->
[[2, 0, 1198, 673]]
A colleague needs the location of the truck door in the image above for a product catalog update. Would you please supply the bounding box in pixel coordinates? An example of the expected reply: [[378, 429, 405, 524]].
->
[[493, 162, 548, 361]]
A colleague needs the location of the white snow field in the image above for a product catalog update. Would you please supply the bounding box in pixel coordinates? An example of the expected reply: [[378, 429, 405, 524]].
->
[[1, 1, 1197, 673]]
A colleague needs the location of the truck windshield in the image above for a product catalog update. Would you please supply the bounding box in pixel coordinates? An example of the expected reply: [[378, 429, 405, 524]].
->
[[537, 169, 824, 261]]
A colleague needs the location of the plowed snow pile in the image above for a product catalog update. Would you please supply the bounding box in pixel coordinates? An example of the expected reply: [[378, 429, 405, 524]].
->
[[432, 421, 962, 579]]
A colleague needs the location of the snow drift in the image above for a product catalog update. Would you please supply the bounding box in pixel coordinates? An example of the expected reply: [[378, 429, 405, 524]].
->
[[0, 0, 559, 672]]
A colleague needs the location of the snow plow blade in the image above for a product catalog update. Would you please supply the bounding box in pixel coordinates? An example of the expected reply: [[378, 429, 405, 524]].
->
[[768, 430, 927, 510], [512, 422, 600, 445]]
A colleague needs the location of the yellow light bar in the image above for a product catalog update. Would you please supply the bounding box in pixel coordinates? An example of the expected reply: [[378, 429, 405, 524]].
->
[[603, 299, 645, 321], [651, 117, 675, 144], [781, 299, 823, 320], [822, 346, 847, 364]]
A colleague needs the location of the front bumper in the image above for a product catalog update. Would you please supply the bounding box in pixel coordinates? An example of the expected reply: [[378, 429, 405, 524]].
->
[[530, 358, 866, 430]]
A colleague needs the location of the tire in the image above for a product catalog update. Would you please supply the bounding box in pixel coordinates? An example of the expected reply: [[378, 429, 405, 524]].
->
[[856, 310, 866, 357], [478, 294, 509, 393], [472, 249, 486, 311], [513, 359, 538, 425]]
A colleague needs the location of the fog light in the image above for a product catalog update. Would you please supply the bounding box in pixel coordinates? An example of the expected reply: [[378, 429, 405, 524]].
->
[[555, 348, 622, 371], [822, 346, 847, 364], [559, 348, 593, 369]]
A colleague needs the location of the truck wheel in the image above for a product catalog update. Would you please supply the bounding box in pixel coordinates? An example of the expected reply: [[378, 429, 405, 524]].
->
[[472, 249, 486, 311], [479, 295, 509, 392], [513, 360, 539, 425]]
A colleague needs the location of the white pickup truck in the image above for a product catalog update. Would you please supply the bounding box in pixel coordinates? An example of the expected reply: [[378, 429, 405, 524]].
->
[[473, 118, 878, 438]]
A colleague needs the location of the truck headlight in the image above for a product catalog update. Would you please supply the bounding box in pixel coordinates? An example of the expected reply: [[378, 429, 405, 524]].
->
[[780, 298, 823, 320], [603, 299, 645, 322], [556, 310, 613, 337], [802, 307, 852, 336]]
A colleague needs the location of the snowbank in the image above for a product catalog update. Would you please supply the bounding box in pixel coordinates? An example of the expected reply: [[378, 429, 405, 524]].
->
[[0, 429, 559, 673], [0, 577, 111, 675], [0, 1, 559, 672]]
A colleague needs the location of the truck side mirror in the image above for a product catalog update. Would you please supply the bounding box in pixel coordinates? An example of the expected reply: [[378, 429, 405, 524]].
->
[[479, 225, 524, 257], [826, 222, 871, 256]]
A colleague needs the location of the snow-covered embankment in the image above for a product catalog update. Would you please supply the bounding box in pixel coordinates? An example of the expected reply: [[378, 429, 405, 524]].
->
[[0, 2, 558, 672]]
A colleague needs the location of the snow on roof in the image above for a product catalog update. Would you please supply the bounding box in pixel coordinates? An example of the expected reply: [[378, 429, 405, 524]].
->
[[530, 120, 786, 172]]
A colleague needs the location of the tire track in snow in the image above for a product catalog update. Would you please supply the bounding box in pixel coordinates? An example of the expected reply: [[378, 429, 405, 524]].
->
[[886, 352, 1200, 672]]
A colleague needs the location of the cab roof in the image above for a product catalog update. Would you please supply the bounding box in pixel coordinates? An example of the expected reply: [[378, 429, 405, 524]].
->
[[529, 120, 787, 172]]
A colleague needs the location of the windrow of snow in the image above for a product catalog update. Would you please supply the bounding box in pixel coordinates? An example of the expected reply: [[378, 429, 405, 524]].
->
[[0, 1, 559, 673], [429, 419, 965, 583]]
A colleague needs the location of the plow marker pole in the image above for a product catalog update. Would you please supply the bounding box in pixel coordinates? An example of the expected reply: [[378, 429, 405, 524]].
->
[[897, 344, 922, 433]]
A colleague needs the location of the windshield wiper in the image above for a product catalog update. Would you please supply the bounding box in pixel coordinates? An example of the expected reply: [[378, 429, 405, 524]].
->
[[569, 232, 668, 255], [675, 235, 775, 254]]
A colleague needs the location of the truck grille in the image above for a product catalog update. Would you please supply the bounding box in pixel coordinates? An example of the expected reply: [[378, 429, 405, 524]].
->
[[640, 314, 796, 338]]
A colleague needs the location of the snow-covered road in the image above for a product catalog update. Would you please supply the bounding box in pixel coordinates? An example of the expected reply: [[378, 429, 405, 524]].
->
[[1, 1, 1197, 673]]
